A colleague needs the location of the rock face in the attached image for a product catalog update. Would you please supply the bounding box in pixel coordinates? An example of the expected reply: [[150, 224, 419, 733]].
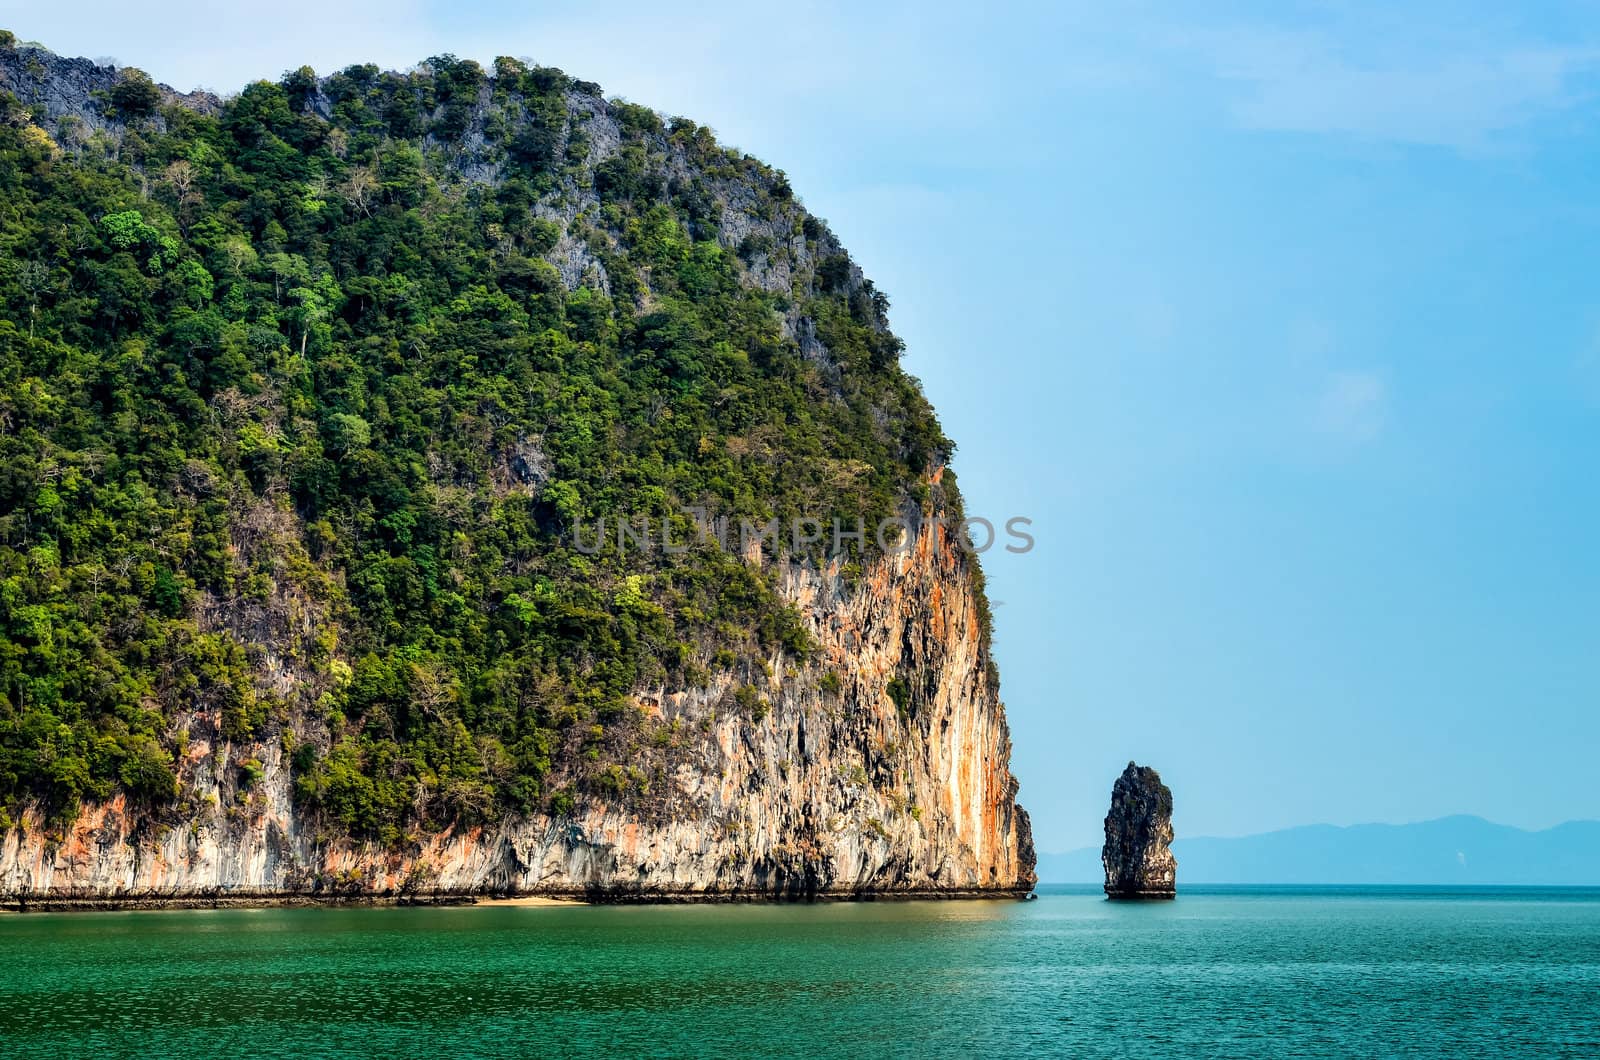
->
[[1, 530, 1034, 903], [0, 41, 219, 137], [1102, 762, 1175, 899]]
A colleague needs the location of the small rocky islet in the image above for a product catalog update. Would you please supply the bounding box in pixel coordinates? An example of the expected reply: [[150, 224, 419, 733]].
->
[[1101, 762, 1176, 899]]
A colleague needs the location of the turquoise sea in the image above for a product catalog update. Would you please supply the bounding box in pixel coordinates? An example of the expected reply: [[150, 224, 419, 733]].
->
[[1, 885, 1596, 1057]]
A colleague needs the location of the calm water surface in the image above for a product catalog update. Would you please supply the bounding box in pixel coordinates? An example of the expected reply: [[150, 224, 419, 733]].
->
[[1, 885, 1597, 1057]]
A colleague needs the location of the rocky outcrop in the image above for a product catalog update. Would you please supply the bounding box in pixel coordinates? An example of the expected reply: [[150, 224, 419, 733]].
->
[[0, 39, 218, 139], [1102, 762, 1175, 899], [0, 43, 1034, 906], [1, 523, 1035, 904], [0, 39, 884, 367]]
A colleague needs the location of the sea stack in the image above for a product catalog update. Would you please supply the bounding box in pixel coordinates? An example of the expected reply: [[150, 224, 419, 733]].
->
[[1102, 762, 1177, 899]]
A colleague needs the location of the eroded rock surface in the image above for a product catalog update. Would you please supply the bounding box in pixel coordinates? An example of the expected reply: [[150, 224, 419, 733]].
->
[[1, 532, 1035, 904], [1102, 762, 1175, 899]]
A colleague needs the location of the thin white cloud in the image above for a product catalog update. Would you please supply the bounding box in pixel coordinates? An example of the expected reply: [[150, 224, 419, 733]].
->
[[1229, 42, 1599, 148], [1159, 16, 1600, 149], [1314, 370, 1388, 443]]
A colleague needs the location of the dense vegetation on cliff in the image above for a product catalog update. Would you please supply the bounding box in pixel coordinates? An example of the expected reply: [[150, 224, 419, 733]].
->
[[0, 37, 970, 841]]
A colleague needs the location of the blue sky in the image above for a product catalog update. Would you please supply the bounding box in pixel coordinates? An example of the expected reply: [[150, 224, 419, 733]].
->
[[7, 0, 1598, 850]]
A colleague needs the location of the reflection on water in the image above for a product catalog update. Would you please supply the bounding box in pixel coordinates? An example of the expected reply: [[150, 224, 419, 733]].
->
[[3, 888, 1597, 1057]]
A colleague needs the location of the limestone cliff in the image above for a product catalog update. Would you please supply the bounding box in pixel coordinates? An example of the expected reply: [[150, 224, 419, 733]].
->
[[2, 525, 1033, 903], [0, 41, 1034, 905], [1102, 762, 1175, 899]]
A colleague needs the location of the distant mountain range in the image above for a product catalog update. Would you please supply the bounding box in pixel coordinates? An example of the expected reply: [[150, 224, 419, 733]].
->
[[1037, 816, 1600, 885]]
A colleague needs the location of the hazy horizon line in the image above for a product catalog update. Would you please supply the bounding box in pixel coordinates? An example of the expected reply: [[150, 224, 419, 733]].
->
[[1044, 813, 1600, 855]]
